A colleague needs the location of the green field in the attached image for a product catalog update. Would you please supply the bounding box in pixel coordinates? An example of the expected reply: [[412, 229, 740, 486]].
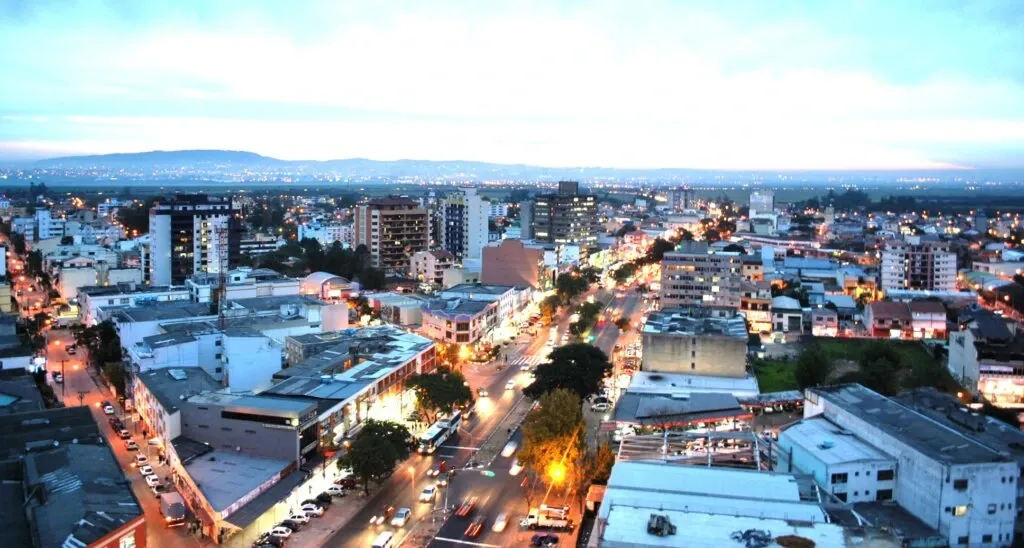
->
[[753, 358, 799, 393]]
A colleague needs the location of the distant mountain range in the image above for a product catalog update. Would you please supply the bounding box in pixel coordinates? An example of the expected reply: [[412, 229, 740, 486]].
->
[[27, 149, 1024, 182]]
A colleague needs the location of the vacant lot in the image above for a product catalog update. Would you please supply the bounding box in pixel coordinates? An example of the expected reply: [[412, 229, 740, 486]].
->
[[753, 358, 799, 393]]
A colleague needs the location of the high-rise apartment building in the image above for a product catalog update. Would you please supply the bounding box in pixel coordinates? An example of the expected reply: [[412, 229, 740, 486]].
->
[[532, 181, 598, 249], [519, 201, 534, 240], [353, 197, 429, 275], [660, 242, 742, 308], [439, 188, 488, 262], [749, 190, 775, 217], [880, 236, 956, 292], [149, 194, 241, 286]]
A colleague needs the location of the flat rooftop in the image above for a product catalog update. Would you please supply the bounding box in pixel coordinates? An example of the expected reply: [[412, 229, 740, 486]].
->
[[142, 331, 197, 349], [812, 384, 1012, 465], [108, 301, 214, 323], [643, 309, 748, 338], [441, 283, 515, 296], [422, 298, 492, 317], [628, 371, 760, 398], [184, 450, 289, 512], [613, 392, 747, 425], [187, 392, 315, 417], [226, 294, 324, 312], [136, 367, 220, 415], [79, 283, 182, 297], [781, 417, 894, 466]]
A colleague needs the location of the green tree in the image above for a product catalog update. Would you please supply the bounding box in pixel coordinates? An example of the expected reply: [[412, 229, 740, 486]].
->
[[539, 295, 560, 326], [338, 432, 400, 495], [11, 232, 26, 255], [555, 271, 589, 304], [359, 419, 413, 460], [612, 263, 637, 283], [406, 368, 473, 423], [613, 317, 631, 332], [524, 343, 611, 400], [519, 388, 585, 484], [794, 344, 832, 389]]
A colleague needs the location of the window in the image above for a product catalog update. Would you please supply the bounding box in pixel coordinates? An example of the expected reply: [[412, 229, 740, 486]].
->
[[876, 489, 892, 501], [835, 492, 847, 502], [877, 469, 894, 481], [119, 533, 137, 548], [215, 367, 222, 373], [957, 537, 968, 546], [954, 505, 969, 517], [215, 353, 222, 360], [215, 339, 222, 346], [953, 479, 968, 491], [989, 504, 997, 515], [982, 534, 992, 543], [831, 473, 848, 485]]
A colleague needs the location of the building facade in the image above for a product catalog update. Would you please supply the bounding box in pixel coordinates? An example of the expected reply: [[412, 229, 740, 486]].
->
[[880, 237, 957, 292], [660, 242, 742, 308], [149, 194, 241, 286], [532, 181, 598, 249], [439, 188, 488, 261], [410, 250, 455, 286], [353, 197, 430, 275], [640, 307, 749, 377]]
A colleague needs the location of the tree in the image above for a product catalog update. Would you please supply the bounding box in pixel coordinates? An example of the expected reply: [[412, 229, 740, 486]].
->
[[613, 317, 631, 332], [612, 263, 637, 283], [519, 389, 585, 485], [794, 344, 832, 389], [339, 432, 400, 495], [359, 419, 413, 460], [722, 243, 746, 253], [555, 271, 589, 304], [60, 235, 74, 245], [11, 232, 26, 255], [524, 343, 611, 400], [405, 368, 473, 423], [539, 295, 560, 326]]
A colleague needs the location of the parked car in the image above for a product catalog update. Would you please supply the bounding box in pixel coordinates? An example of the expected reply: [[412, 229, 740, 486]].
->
[[531, 534, 560, 547], [334, 477, 356, 490], [252, 533, 285, 547], [286, 513, 310, 524], [493, 513, 509, 532], [509, 460, 523, 476], [268, 526, 292, 539], [134, 454, 149, 467], [144, 474, 161, 488], [299, 504, 324, 517], [391, 507, 412, 527], [66, 345, 76, 355], [118, 429, 131, 440], [370, 505, 396, 525], [102, 402, 115, 415], [279, 519, 303, 532], [150, 484, 166, 498], [505, 380, 516, 391], [501, 441, 518, 457], [125, 440, 139, 451], [139, 465, 154, 476], [590, 402, 611, 412], [419, 485, 437, 503], [464, 515, 486, 537], [314, 492, 333, 507], [325, 485, 347, 497]]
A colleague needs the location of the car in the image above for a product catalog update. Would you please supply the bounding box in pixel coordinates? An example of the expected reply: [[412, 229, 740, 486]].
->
[[493, 513, 509, 532], [591, 402, 611, 412], [464, 515, 486, 537], [501, 441, 518, 458], [314, 492, 333, 506], [66, 346, 76, 355], [455, 497, 477, 517], [286, 513, 310, 524], [427, 460, 447, 477], [505, 380, 516, 391], [437, 472, 450, 487], [134, 454, 149, 466], [53, 373, 63, 383], [150, 484, 166, 498], [334, 477, 356, 489], [147, 438, 161, 447], [299, 504, 324, 517], [477, 387, 489, 398], [509, 460, 523, 476], [268, 526, 292, 539], [139, 465, 154, 476], [279, 519, 303, 532], [125, 440, 139, 451], [145, 474, 161, 488], [370, 505, 395, 525], [391, 507, 412, 527], [117, 429, 131, 440], [419, 485, 437, 503], [102, 403, 115, 415], [325, 485, 347, 497], [370, 531, 394, 548], [531, 533, 560, 547]]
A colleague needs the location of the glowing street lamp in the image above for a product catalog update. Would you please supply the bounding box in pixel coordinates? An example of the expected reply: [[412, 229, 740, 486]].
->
[[547, 462, 567, 484]]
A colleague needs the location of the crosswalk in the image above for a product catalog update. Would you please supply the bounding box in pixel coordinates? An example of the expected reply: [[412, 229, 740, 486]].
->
[[507, 355, 547, 369]]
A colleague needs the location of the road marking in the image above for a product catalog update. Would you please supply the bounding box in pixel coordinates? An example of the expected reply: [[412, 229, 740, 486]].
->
[[431, 537, 502, 547], [441, 445, 480, 451]]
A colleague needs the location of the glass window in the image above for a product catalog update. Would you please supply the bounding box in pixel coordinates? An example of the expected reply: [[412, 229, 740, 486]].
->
[[954, 505, 969, 517]]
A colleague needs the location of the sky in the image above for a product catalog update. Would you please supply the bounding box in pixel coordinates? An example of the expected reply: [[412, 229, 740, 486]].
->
[[1, 0, 1023, 170]]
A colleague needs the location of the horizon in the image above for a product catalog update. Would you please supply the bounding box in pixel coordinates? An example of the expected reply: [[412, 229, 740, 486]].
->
[[2, 1, 1024, 170]]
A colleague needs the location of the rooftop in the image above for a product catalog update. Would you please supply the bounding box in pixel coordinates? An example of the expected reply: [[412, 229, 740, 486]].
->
[[440, 282, 516, 296], [135, 367, 221, 415], [422, 298, 493, 317], [141, 331, 197, 349], [79, 283, 182, 297], [811, 384, 1012, 465], [780, 417, 894, 466], [0, 406, 106, 460], [613, 392, 746, 425], [628, 371, 760, 398], [109, 301, 214, 323], [191, 267, 292, 285], [187, 392, 315, 418], [866, 301, 912, 320], [0, 377, 45, 415], [643, 308, 748, 338], [184, 450, 290, 512]]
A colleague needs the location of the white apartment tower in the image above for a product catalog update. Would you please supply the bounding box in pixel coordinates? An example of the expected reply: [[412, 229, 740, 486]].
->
[[880, 236, 957, 292], [440, 188, 488, 262], [749, 190, 775, 217], [148, 194, 240, 286]]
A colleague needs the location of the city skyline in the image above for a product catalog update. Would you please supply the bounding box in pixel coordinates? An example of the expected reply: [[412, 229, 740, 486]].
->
[[2, 0, 1023, 170]]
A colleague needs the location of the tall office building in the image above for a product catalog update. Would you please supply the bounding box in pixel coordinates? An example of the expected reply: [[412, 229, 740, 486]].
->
[[149, 194, 241, 286], [439, 188, 488, 261], [749, 190, 775, 217], [660, 242, 742, 308], [532, 181, 598, 249], [669, 187, 695, 212], [354, 197, 430, 275], [880, 236, 957, 292], [519, 200, 535, 240]]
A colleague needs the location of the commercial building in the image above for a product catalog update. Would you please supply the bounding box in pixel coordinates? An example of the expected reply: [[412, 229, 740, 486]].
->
[[949, 310, 1024, 402], [364, 292, 427, 327], [641, 307, 749, 377], [410, 250, 455, 286], [880, 236, 957, 292], [660, 242, 742, 309], [532, 181, 598, 250], [439, 188, 488, 261], [439, 283, 529, 325], [804, 384, 1019, 547], [481, 239, 547, 289], [0, 407, 146, 548], [78, 283, 192, 326], [353, 197, 430, 275], [239, 232, 284, 256], [421, 298, 497, 345], [149, 194, 241, 285], [186, 267, 301, 303], [771, 295, 805, 333], [811, 307, 839, 337], [299, 271, 353, 302]]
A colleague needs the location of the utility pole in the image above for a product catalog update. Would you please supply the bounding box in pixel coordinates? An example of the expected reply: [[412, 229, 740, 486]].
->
[[60, 359, 66, 398], [77, 391, 86, 407]]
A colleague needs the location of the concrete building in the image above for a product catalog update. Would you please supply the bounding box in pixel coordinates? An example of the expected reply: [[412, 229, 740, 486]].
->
[[772, 296, 805, 334], [880, 237, 957, 292], [78, 283, 191, 326], [35, 208, 67, 240], [132, 367, 222, 445], [186, 267, 301, 303], [96, 197, 124, 217], [0, 407, 147, 548], [481, 239, 547, 289], [439, 283, 528, 324], [532, 181, 598, 249], [439, 188, 488, 261], [239, 232, 285, 256], [641, 307, 749, 377], [805, 384, 1020, 547], [739, 280, 772, 334], [149, 194, 241, 286], [519, 200, 534, 240], [421, 299, 497, 345], [909, 300, 947, 339], [410, 250, 455, 286], [811, 307, 839, 337], [660, 242, 742, 309], [353, 197, 430, 275], [749, 189, 775, 217], [364, 292, 427, 327], [949, 310, 1024, 402], [299, 271, 353, 302], [297, 221, 353, 248]]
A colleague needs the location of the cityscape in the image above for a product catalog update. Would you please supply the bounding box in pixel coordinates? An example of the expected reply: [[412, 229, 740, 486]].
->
[[1, 2, 1024, 548]]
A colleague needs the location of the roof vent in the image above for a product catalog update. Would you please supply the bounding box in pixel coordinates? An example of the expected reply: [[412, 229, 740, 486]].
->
[[819, 440, 835, 450]]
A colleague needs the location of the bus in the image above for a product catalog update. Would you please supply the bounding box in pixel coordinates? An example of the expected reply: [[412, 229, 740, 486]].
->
[[417, 410, 463, 454]]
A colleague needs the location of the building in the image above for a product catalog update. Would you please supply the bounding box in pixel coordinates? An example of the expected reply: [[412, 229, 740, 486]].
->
[[0, 407, 146, 548], [481, 239, 547, 289], [239, 232, 284, 256], [186, 267, 301, 303], [811, 307, 839, 337], [364, 292, 427, 327], [78, 283, 191, 326], [410, 250, 455, 286], [909, 300, 947, 339], [519, 200, 534, 240], [35, 208, 67, 240], [749, 190, 775, 217], [439, 283, 528, 324], [299, 271, 353, 302], [640, 307, 749, 377], [805, 384, 1020, 547], [532, 181, 598, 249], [149, 194, 241, 285], [880, 237, 957, 292], [771, 296, 805, 334], [353, 197, 429, 275], [660, 242, 741, 309], [439, 188, 488, 261], [96, 197, 124, 217], [421, 299, 497, 345], [297, 221, 352, 249], [949, 310, 1024, 402], [739, 280, 772, 333], [487, 202, 508, 217], [132, 367, 223, 445]]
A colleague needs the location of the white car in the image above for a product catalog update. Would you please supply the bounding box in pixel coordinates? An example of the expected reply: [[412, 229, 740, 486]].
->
[[509, 460, 523, 476], [419, 485, 437, 503], [591, 402, 611, 412], [125, 440, 139, 451], [325, 485, 347, 497], [134, 454, 149, 466], [269, 526, 292, 539], [139, 465, 154, 476], [103, 404, 115, 415], [300, 504, 324, 517], [144, 474, 161, 488], [391, 507, 412, 527], [492, 512, 509, 532], [287, 513, 310, 524], [505, 380, 516, 391], [520, 362, 532, 372], [501, 441, 518, 458]]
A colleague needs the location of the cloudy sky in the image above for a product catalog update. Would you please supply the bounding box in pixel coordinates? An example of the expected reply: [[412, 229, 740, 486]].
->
[[1, 0, 1023, 169]]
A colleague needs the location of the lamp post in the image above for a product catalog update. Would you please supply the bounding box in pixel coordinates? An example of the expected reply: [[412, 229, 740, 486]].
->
[[60, 359, 66, 398]]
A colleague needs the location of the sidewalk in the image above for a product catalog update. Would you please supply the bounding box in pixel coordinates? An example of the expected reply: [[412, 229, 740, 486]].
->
[[237, 486, 373, 548], [473, 395, 534, 467]]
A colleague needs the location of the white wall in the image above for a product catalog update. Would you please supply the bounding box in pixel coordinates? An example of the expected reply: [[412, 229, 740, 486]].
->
[[59, 267, 99, 300], [223, 335, 282, 393], [149, 212, 172, 286]]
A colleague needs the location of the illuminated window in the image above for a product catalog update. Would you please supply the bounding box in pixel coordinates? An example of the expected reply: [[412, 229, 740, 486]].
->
[[954, 505, 968, 517]]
